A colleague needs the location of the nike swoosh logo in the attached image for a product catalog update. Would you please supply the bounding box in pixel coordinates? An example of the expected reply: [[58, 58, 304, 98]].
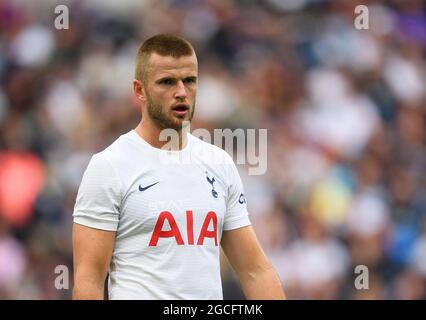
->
[[139, 182, 159, 192]]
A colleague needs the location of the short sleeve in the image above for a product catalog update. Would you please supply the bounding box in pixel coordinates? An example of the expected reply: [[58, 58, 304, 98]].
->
[[223, 155, 251, 231], [73, 153, 122, 231]]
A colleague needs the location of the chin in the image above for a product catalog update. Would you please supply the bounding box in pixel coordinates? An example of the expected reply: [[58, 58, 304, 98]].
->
[[161, 120, 185, 131], [171, 115, 192, 127]]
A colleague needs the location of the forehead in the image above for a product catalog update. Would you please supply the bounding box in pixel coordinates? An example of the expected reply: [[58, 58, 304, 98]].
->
[[147, 52, 198, 78]]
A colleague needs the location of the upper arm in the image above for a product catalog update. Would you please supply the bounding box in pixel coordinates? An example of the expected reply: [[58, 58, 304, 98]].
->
[[221, 225, 272, 278], [72, 153, 122, 288], [72, 223, 116, 285], [73, 153, 122, 231], [221, 154, 265, 275], [223, 154, 250, 231]]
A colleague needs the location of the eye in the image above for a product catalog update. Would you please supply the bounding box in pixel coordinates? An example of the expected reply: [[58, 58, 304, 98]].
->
[[159, 78, 174, 85], [183, 77, 197, 84]]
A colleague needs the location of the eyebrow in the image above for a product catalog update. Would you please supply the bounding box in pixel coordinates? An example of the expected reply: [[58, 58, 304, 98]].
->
[[155, 75, 197, 83]]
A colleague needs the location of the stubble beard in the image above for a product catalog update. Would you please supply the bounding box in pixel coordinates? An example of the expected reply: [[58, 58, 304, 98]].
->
[[146, 92, 195, 132]]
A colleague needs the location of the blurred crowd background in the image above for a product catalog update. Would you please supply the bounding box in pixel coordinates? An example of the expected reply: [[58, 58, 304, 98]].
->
[[1, 0, 426, 299]]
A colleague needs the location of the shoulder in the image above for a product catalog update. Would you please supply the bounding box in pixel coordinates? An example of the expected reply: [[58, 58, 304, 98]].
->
[[91, 131, 136, 168], [80, 133, 136, 193], [188, 134, 239, 186], [188, 133, 235, 166]]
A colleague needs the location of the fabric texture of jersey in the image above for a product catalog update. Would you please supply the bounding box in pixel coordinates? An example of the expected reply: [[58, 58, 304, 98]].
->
[[73, 130, 251, 300]]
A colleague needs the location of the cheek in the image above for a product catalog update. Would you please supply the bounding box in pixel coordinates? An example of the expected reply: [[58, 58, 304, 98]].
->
[[188, 87, 197, 99], [148, 88, 168, 104]]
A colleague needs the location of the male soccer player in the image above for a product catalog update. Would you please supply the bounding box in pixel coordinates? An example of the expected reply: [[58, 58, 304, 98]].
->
[[72, 34, 286, 300]]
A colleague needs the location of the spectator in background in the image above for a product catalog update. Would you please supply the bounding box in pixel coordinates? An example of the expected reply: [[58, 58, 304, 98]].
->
[[0, 0, 426, 299]]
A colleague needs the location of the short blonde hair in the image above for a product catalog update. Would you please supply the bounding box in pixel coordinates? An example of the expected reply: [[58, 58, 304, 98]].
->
[[135, 34, 195, 83]]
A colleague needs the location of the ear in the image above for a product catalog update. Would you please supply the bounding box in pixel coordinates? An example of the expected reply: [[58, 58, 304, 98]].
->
[[133, 79, 146, 102]]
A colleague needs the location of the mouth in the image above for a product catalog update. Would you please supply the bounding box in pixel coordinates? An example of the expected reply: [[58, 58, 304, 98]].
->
[[171, 103, 190, 117]]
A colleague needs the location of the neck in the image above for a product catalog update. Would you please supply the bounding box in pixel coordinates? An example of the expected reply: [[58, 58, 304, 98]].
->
[[134, 119, 188, 151]]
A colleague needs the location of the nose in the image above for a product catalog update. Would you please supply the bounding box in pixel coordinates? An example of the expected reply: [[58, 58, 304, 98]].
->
[[174, 80, 187, 100]]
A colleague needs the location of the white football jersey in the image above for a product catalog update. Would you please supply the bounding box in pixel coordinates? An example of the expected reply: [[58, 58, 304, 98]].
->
[[73, 130, 250, 300]]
